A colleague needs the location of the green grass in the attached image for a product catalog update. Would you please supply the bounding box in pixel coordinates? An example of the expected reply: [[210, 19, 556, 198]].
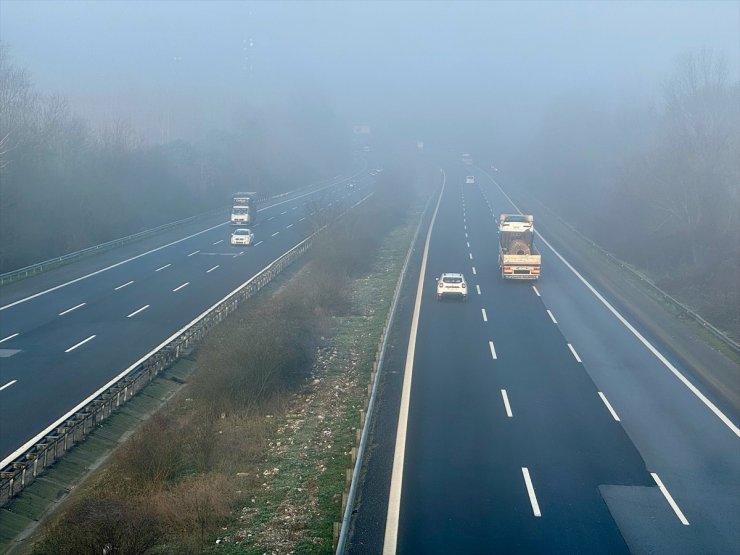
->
[[213, 219, 418, 553]]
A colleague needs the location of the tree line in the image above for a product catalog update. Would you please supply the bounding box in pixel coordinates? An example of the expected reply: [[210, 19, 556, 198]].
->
[[511, 49, 739, 338], [0, 44, 351, 272]]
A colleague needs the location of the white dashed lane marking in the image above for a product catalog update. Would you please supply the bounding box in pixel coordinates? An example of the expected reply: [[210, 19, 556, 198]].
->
[[501, 389, 513, 417], [187, 250, 200, 257], [568, 343, 582, 363], [212, 240, 223, 245], [598, 392, 621, 421], [522, 467, 542, 517], [127, 305, 149, 318], [58, 303, 85, 316], [547, 310, 557, 324], [0, 380, 18, 392], [489, 341, 497, 360], [0, 333, 19, 344], [652, 473, 690, 525], [206, 265, 220, 273], [114, 280, 134, 290], [155, 264, 171, 272], [65, 335, 96, 353], [271, 232, 280, 237], [172, 282, 189, 292], [481, 308, 488, 322]]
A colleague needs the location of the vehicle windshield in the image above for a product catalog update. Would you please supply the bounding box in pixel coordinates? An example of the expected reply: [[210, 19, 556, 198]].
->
[[234, 229, 250, 235], [232, 207, 249, 214], [442, 277, 463, 283]]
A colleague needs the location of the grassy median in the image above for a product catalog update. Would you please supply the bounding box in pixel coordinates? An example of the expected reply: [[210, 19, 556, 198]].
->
[[30, 166, 425, 554]]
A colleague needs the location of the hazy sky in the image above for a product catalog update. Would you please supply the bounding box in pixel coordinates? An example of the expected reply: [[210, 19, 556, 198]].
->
[[2, 1, 738, 141]]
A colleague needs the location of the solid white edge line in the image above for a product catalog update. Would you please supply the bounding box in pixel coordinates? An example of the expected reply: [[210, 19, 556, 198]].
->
[[598, 392, 621, 421], [0, 187, 376, 470], [0, 333, 19, 344], [568, 343, 582, 363], [501, 389, 513, 417], [187, 250, 200, 257], [114, 280, 134, 290], [127, 305, 150, 318], [155, 263, 171, 272], [58, 302, 86, 316], [206, 265, 219, 273], [64, 334, 96, 353], [476, 284, 481, 295], [547, 309, 558, 324], [172, 282, 189, 292], [489, 340, 498, 360], [482, 308, 488, 322], [522, 467, 542, 517], [0, 380, 18, 392], [383, 169, 446, 555], [532, 285, 540, 297], [651, 473, 690, 525], [482, 167, 740, 437]]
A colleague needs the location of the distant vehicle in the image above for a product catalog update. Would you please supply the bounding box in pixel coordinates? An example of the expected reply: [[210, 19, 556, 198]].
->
[[231, 191, 256, 225], [436, 273, 468, 301], [362, 146, 371, 152], [230, 228, 254, 246], [348, 182, 355, 188], [465, 175, 476, 184], [462, 153, 473, 165], [498, 214, 541, 279]]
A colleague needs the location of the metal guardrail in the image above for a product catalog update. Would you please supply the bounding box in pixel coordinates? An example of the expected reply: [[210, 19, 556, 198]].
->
[[0, 206, 233, 285], [521, 191, 740, 355], [0, 191, 373, 507]]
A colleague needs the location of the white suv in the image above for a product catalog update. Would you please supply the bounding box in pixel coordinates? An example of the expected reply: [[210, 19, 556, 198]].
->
[[230, 228, 254, 246], [436, 273, 468, 301], [465, 175, 475, 184]]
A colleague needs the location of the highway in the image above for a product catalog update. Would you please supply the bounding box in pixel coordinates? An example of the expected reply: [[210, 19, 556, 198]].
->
[[0, 173, 373, 466], [349, 166, 739, 554]]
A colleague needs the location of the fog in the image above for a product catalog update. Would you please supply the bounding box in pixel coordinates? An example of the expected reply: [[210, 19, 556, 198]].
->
[[1, 1, 739, 334], [2, 1, 737, 142]]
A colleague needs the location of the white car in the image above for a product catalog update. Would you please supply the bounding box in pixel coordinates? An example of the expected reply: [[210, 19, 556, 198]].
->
[[465, 176, 476, 184], [230, 228, 254, 246], [436, 273, 468, 301]]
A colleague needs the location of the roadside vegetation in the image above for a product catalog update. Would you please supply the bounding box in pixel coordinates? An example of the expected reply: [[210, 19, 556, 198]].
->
[[509, 49, 739, 339], [31, 163, 422, 554], [0, 43, 350, 272]]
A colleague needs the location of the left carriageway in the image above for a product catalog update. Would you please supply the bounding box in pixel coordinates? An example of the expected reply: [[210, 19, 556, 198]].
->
[[0, 171, 373, 465]]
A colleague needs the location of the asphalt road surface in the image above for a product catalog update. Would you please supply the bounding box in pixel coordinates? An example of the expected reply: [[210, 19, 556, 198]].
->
[[349, 167, 739, 554], [0, 172, 373, 466]]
